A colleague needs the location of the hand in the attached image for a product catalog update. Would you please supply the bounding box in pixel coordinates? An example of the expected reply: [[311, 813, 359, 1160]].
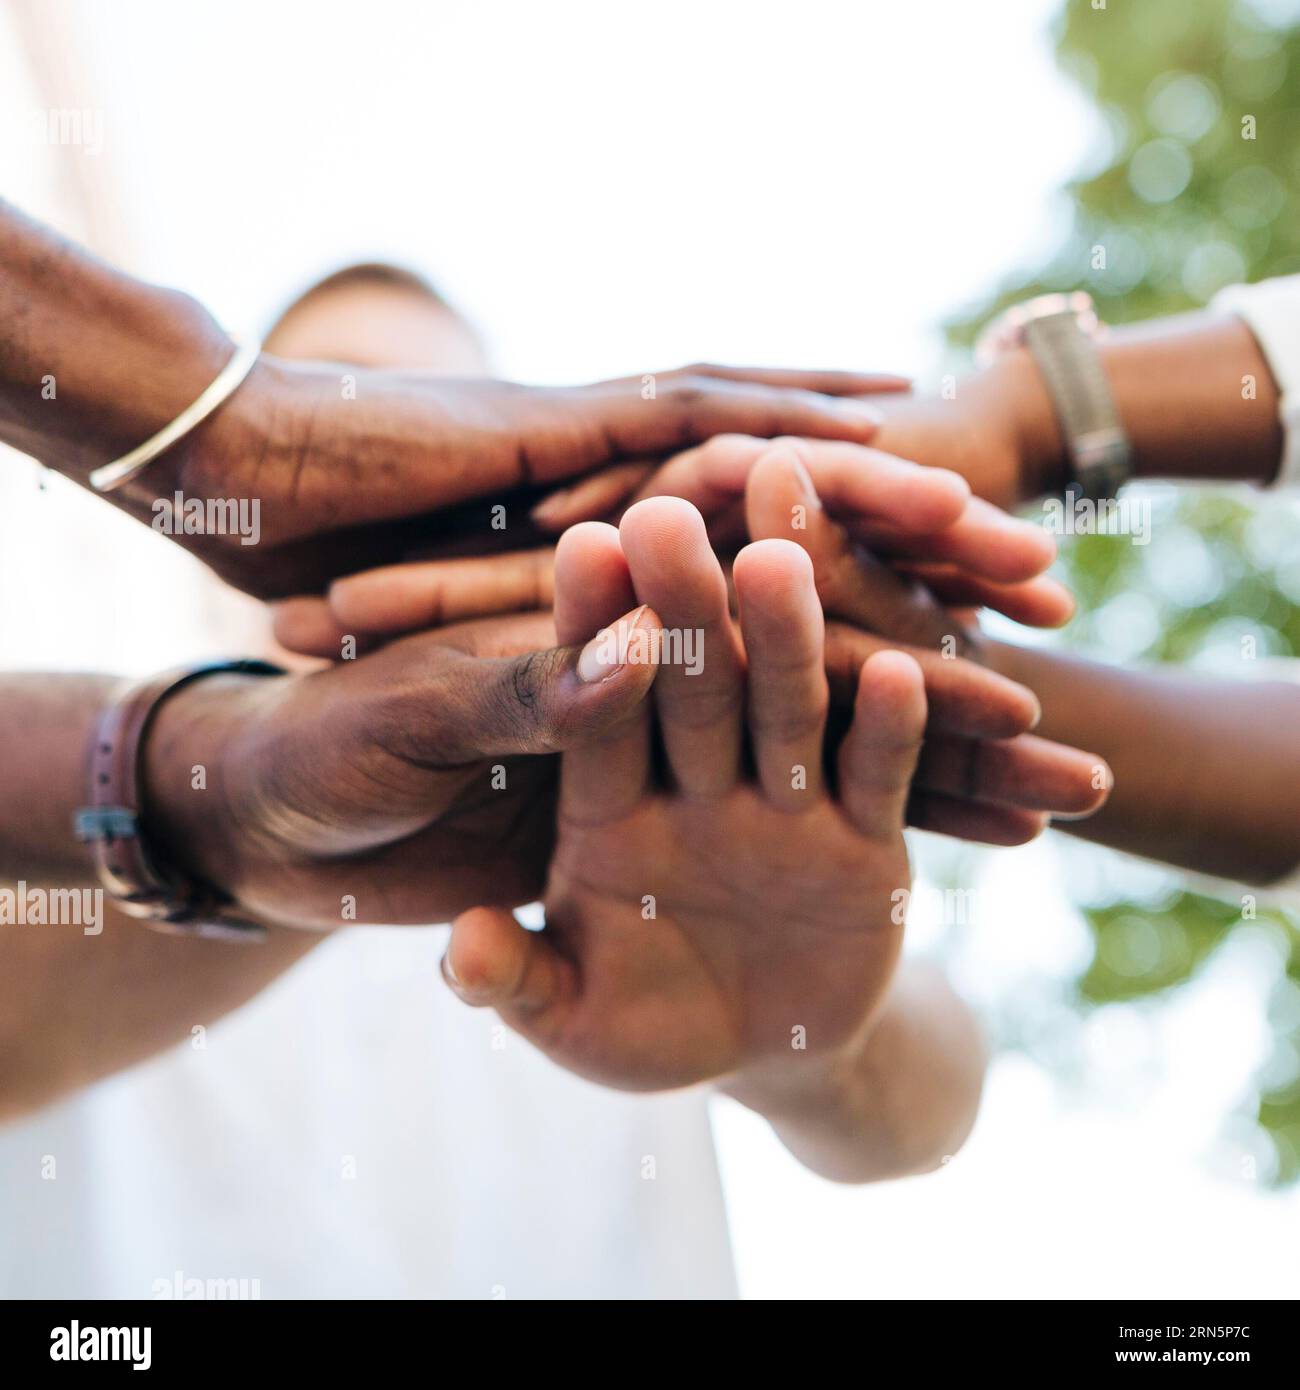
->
[[741, 442, 1110, 842], [440, 498, 925, 1094], [864, 350, 1067, 509], [527, 432, 1070, 625], [271, 447, 1109, 845], [134, 358, 902, 599], [141, 606, 660, 929], [264, 435, 1019, 654]]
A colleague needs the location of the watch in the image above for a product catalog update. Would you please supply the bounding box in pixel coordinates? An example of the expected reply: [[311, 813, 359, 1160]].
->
[[977, 291, 1133, 504]]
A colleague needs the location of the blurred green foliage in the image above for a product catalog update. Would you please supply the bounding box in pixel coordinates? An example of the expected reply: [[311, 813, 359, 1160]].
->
[[947, 0, 1300, 1181]]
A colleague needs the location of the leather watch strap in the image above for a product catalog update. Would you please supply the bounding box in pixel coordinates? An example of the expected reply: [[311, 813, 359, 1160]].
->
[[75, 659, 284, 941]]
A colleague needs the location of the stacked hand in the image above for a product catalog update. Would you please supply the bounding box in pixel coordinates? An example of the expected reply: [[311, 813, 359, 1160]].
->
[[3, 203, 1276, 1175], [440, 498, 926, 1093], [274, 438, 1109, 846], [145, 603, 658, 927], [121, 264, 1111, 1181], [139, 360, 907, 598]]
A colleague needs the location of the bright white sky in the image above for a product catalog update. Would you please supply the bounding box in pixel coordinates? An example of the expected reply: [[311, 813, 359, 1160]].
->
[[6, 0, 1297, 1298], [70, 0, 1092, 381]]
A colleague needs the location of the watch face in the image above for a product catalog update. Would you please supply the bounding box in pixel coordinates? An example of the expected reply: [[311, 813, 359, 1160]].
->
[[977, 290, 1101, 363]]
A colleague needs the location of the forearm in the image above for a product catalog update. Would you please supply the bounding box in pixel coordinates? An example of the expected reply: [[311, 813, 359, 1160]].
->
[[1010, 310, 1284, 500], [720, 963, 986, 1183], [987, 641, 1300, 883], [0, 200, 234, 486], [0, 673, 318, 1122], [873, 309, 1285, 508]]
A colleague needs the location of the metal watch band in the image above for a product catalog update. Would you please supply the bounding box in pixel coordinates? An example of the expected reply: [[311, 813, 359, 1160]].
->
[[1021, 309, 1132, 503], [75, 659, 285, 942]]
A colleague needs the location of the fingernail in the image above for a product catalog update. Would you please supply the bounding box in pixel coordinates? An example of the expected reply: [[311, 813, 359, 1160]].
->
[[440, 953, 461, 990], [530, 490, 570, 526], [577, 604, 649, 682], [790, 453, 823, 512]]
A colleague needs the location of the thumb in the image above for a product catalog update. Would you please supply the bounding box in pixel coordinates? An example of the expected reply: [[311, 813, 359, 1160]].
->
[[418, 603, 661, 765]]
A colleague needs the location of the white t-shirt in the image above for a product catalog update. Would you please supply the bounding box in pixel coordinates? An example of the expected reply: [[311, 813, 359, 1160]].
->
[[0, 926, 736, 1299], [1211, 275, 1300, 898], [1213, 273, 1300, 490]]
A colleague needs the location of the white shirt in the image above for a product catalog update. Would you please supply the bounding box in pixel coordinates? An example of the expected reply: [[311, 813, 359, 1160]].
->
[[0, 927, 737, 1299], [1206, 276, 1300, 898], [1212, 274, 1300, 489]]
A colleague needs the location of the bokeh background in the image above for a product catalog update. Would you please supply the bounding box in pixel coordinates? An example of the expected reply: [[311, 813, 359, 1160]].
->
[[3, 0, 1299, 1296], [946, 0, 1300, 1191]]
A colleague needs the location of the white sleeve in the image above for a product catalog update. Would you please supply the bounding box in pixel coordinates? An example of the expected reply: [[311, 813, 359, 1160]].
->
[[1249, 659, 1300, 901], [1212, 274, 1300, 489]]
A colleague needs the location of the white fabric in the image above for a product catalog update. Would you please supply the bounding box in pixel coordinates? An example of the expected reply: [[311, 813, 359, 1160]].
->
[[0, 928, 737, 1299], [1212, 274, 1300, 489], [1247, 659, 1300, 902]]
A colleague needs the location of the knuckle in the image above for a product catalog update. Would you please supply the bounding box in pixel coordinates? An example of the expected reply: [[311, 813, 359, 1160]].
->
[[488, 647, 572, 752], [700, 431, 754, 462], [664, 377, 709, 409], [370, 666, 473, 768], [751, 699, 828, 747]]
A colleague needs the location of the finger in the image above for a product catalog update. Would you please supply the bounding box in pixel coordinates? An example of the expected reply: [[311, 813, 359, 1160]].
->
[[444, 907, 575, 1039], [528, 374, 885, 485], [529, 462, 656, 530], [854, 496, 1057, 583], [379, 603, 660, 766], [824, 622, 1040, 740], [892, 564, 1076, 629], [906, 793, 1048, 847], [664, 363, 913, 396], [552, 523, 636, 643], [341, 373, 887, 528], [763, 439, 971, 533], [916, 733, 1111, 817], [837, 650, 927, 840], [270, 596, 361, 659], [629, 434, 972, 539], [327, 549, 555, 637], [553, 522, 654, 820], [743, 444, 959, 650], [619, 497, 746, 798], [615, 434, 771, 523], [426, 610, 557, 658], [733, 540, 828, 810]]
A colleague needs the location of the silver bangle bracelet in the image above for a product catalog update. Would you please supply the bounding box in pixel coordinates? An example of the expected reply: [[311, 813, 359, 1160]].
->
[[88, 337, 262, 494]]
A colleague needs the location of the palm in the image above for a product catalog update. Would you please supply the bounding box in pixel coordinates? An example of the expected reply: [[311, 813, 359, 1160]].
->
[[534, 788, 908, 1091], [442, 498, 927, 1105]]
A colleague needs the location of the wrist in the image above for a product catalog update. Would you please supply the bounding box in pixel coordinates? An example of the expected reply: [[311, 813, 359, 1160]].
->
[[721, 969, 986, 1183], [717, 1027, 869, 1126], [139, 673, 279, 903], [7, 282, 234, 487], [167, 353, 351, 552], [979, 348, 1068, 503]]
